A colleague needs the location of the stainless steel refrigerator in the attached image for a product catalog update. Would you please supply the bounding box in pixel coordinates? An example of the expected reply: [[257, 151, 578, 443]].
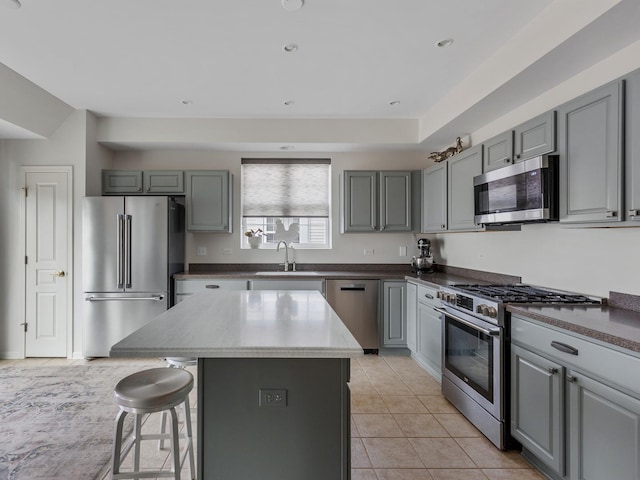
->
[[82, 196, 184, 357]]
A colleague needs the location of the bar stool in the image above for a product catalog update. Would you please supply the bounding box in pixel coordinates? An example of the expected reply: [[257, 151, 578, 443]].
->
[[111, 368, 195, 480], [159, 357, 197, 450]]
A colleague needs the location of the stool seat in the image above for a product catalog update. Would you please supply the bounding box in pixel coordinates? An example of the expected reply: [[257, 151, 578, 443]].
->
[[166, 357, 197, 368], [113, 368, 193, 411]]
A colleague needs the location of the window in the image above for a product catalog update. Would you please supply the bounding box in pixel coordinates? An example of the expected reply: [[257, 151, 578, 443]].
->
[[241, 159, 331, 249]]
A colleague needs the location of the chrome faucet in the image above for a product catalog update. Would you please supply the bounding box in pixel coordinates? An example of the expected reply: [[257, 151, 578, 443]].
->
[[276, 241, 289, 271]]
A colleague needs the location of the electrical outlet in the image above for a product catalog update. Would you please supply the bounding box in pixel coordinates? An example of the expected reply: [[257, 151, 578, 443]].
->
[[363, 249, 374, 255], [259, 388, 287, 407], [223, 248, 232, 255], [196, 246, 207, 256], [399, 246, 407, 256]]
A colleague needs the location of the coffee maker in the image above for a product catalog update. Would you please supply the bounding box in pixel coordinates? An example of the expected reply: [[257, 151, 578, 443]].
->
[[411, 238, 434, 275]]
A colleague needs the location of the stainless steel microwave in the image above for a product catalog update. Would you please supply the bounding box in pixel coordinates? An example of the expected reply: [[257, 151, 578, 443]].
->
[[473, 155, 558, 225]]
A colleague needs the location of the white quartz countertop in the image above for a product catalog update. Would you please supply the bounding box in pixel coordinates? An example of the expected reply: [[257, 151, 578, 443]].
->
[[110, 290, 363, 358]]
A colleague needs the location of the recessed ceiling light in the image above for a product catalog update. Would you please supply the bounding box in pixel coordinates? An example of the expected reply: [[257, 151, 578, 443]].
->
[[284, 100, 295, 106], [2, 0, 21, 9], [436, 38, 454, 48], [280, 145, 295, 150], [181, 100, 193, 105], [281, 0, 303, 12], [389, 100, 400, 106], [283, 43, 298, 53]]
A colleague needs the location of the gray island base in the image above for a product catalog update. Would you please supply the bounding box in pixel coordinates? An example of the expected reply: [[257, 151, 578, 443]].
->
[[110, 290, 363, 480]]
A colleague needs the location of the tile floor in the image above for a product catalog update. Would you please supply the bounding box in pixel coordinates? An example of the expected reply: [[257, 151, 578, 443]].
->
[[3, 355, 546, 480]]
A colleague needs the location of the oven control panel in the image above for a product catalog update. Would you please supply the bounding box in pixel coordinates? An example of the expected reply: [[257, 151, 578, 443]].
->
[[438, 287, 502, 325]]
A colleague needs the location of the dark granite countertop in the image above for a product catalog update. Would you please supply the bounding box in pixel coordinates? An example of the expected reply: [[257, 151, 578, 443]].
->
[[507, 303, 640, 355], [175, 263, 521, 285]]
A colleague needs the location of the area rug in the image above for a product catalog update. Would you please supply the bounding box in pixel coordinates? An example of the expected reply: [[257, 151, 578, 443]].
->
[[0, 362, 158, 480]]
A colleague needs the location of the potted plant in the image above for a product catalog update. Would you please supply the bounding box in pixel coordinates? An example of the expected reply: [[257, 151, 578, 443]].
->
[[245, 228, 264, 249]]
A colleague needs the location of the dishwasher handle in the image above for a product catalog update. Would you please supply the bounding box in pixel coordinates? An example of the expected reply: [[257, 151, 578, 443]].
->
[[340, 284, 367, 291]]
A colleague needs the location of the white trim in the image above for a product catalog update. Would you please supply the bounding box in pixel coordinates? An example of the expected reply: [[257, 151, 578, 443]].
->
[[19, 166, 74, 359]]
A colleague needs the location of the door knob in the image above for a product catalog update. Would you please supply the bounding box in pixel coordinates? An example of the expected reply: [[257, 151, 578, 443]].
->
[[50, 270, 66, 277]]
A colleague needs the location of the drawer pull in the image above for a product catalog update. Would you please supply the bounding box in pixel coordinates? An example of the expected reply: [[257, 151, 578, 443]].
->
[[206, 284, 220, 289], [551, 341, 578, 355], [548, 367, 559, 374], [424, 293, 434, 300]]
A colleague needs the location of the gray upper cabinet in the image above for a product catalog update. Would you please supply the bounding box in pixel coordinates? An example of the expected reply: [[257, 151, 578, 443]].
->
[[421, 162, 448, 232], [102, 170, 143, 194], [143, 170, 184, 194], [342, 171, 377, 232], [514, 110, 556, 161], [626, 69, 640, 223], [103, 170, 184, 195], [483, 131, 513, 172], [342, 170, 412, 232], [185, 170, 232, 232], [379, 171, 412, 232], [448, 144, 483, 231], [558, 81, 624, 224]]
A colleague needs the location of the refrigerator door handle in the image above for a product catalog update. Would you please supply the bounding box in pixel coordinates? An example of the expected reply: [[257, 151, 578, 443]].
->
[[117, 214, 125, 289], [125, 214, 132, 289], [85, 295, 165, 302]]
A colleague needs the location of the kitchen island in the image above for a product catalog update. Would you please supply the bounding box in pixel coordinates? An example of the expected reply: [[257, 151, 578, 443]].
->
[[110, 289, 362, 480]]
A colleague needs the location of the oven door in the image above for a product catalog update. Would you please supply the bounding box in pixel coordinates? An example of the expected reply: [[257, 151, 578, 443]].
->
[[437, 305, 503, 419]]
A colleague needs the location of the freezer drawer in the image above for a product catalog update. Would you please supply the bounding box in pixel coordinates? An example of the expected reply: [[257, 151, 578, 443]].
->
[[326, 280, 379, 350], [83, 292, 168, 357]]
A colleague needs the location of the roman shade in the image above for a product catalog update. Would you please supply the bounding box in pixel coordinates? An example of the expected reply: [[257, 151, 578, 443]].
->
[[241, 159, 331, 217]]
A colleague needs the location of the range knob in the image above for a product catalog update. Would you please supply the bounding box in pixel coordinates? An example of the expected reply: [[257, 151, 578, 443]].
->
[[486, 306, 498, 318], [477, 304, 489, 316], [447, 293, 457, 304], [437, 291, 444, 300]]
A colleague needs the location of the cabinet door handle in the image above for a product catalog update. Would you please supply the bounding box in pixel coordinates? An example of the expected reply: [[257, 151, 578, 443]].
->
[[606, 210, 617, 218], [629, 209, 638, 217], [551, 341, 579, 355], [548, 367, 558, 374], [206, 284, 220, 289], [567, 375, 578, 384]]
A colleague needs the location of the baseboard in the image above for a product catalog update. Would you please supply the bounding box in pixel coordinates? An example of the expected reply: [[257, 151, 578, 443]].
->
[[0, 351, 24, 360]]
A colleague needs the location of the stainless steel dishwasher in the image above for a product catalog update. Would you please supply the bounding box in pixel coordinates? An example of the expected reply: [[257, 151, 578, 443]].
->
[[326, 279, 379, 351]]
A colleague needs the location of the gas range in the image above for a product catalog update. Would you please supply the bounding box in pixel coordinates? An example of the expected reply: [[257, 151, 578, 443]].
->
[[438, 283, 600, 326]]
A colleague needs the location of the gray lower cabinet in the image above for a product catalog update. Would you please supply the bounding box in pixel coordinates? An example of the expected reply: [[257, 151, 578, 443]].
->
[[625, 69, 640, 223], [483, 131, 514, 172], [568, 370, 640, 480], [415, 284, 441, 381], [102, 170, 143, 194], [421, 162, 448, 232], [249, 279, 324, 294], [185, 170, 232, 232], [382, 281, 407, 348], [175, 278, 249, 304], [448, 144, 483, 231], [511, 314, 640, 480], [511, 344, 564, 476], [342, 171, 413, 232], [406, 282, 417, 352], [558, 80, 624, 223]]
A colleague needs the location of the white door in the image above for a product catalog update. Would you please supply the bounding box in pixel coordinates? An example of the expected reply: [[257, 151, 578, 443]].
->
[[23, 168, 72, 357]]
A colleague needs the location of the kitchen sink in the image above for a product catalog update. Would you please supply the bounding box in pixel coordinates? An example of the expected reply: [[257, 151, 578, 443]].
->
[[255, 271, 320, 276]]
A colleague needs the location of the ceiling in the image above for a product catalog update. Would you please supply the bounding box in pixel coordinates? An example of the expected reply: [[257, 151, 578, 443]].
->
[[0, 0, 639, 151]]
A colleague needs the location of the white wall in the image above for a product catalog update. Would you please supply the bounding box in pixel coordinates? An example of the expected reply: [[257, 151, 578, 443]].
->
[[112, 150, 432, 266], [432, 40, 640, 298], [0, 111, 89, 358]]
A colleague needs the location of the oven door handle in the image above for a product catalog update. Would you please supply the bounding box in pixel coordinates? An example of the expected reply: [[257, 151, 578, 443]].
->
[[434, 307, 501, 336]]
